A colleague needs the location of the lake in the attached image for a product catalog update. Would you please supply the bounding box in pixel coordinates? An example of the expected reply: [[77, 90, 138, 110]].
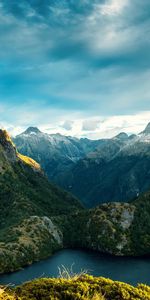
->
[[0, 249, 150, 286]]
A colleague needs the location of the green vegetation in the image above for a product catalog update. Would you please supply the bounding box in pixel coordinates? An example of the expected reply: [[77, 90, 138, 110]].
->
[[0, 275, 150, 300], [57, 197, 150, 257], [0, 216, 64, 273], [0, 129, 82, 273], [130, 191, 150, 255], [0, 129, 150, 275], [17, 152, 41, 170]]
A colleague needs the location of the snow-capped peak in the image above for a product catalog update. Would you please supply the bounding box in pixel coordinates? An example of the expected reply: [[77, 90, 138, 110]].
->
[[139, 122, 150, 135], [23, 127, 41, 135]]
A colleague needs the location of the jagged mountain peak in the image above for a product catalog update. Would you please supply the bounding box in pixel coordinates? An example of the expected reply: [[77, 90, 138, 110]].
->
[[23, 127, 41, 135], [114, 132, 129, 140], [128, 134, 137, 140], [139, 122, 150, 135]]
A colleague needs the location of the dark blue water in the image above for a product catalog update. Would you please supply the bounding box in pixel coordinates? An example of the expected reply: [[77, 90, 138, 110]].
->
[[0, 249, 150, 286]]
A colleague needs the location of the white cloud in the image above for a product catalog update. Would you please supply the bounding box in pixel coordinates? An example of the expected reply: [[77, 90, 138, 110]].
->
[[85, 111, 150, 139], [82, 119, 100, 131], [2, 111, 150, 140], [61, 120, 74, 131], [100, 0, 129, 16]]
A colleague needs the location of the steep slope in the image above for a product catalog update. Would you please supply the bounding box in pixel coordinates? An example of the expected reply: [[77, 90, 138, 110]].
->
[[14, 127, 101, 181], [140, 121, 150, 135], [0, 129, 82, 273], [0, 129, 82, 225]]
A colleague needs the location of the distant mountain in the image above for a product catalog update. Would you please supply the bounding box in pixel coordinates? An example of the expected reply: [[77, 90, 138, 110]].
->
[[58, 123, 150, 207], [14, 123, 150, 208], [140, 122, 150, 135], [14, 127, 102, 181]]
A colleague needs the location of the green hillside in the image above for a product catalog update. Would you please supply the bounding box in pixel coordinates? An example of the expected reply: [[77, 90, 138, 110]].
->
[[0, 129, 83, 273]]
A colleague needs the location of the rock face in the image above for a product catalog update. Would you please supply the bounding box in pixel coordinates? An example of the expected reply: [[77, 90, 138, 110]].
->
[[40, 216, 63, 245]]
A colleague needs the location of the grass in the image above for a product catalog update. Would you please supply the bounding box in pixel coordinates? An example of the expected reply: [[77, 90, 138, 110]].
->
[[0, 274, 150, 300], [17, 153, 41, 171]]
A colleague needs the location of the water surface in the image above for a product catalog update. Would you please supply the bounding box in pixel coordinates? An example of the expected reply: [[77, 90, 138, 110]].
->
[[0, 249, 150, 286]]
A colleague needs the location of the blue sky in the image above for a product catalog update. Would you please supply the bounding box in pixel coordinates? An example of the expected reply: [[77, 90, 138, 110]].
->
[[0, 0, 150, 138]]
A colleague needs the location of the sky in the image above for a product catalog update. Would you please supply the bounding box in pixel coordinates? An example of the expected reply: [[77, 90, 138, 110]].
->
[[0, 0, 150, 138]]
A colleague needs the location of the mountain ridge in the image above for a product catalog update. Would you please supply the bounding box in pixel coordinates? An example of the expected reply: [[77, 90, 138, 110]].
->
[[14, 122, 150, 207], [140, 122, 150, 135]]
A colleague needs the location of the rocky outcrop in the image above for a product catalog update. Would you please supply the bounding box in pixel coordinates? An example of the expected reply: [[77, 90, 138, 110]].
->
[[83, 203, 136, 256], [0, 129, 17, 162], [60, 197, 150, 257], [0, 216, 63, 274]]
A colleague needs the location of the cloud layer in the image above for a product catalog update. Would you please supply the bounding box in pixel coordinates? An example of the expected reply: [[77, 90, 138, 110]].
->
[[0, 0, 150, 137]]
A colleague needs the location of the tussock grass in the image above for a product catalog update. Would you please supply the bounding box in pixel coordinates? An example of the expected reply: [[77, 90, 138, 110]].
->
[[0, 274, 150, 300]]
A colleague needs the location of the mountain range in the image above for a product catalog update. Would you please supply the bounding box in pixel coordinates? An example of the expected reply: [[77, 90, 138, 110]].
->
[[0, 129, 150, 275], [14, 127, 101, 182], [14, 122, 150, 207]]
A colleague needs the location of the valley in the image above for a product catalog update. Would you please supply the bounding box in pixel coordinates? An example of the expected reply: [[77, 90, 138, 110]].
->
[[0, 127, 150, 277]]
